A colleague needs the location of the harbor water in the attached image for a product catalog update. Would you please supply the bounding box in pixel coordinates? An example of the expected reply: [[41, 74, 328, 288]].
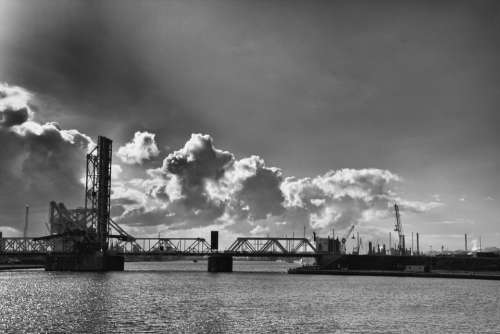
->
[[1, 261, 499, 333]]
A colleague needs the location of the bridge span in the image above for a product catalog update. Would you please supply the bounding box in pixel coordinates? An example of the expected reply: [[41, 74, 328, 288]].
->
[[0, 236, 319, 258], [0, 235, 321, 272]]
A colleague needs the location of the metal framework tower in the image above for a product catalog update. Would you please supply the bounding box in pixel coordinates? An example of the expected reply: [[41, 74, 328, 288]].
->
[[85, 136, 112, 252], [394, 203, 405, 255]]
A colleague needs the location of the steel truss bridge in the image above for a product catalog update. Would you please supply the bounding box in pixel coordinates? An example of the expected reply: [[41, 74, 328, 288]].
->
[[0, 236, 320, 258]]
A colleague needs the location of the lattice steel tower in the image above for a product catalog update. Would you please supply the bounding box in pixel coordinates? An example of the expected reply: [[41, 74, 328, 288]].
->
[[394, 203, 405, 255], [85, 136, 112, 252]]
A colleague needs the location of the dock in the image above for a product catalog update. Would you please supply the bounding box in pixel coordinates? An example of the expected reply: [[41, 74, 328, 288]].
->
[[288, 266, 500, 280]]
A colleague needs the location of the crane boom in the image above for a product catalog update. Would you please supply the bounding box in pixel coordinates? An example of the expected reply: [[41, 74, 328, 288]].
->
[[343, 225, 355, 241], [340, 224, 356, 254]]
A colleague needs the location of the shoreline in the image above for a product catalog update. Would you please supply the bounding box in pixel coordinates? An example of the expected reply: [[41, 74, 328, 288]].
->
[[0, 264, 44, 271], [288, 267, 500, 280]]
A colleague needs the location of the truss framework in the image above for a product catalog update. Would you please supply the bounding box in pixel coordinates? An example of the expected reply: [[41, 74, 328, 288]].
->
[[110, 237, 212, 254], [0, 237, 56, 254], [85, 136, 113, 252], [1, 236, 322, 257], [227, 237, 317, 254]]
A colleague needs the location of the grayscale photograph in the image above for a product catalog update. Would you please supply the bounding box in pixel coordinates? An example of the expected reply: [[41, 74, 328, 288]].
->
[[1, 0, 499, 333]]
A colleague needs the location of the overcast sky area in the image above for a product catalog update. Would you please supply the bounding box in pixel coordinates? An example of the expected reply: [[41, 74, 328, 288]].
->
[[1, 0, 499, 251]]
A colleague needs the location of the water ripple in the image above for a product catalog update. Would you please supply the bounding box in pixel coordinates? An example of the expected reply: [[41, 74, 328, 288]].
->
[[1, 261, 499, 333]]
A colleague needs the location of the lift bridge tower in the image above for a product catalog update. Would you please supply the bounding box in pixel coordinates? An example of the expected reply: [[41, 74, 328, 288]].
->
[[45, 136, 125, 271], [85, 136, 113, 253]]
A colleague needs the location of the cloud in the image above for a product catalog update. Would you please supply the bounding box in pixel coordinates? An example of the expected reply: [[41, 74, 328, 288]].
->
[[114, 134, 233, 229], [431, 194, 441, 202], [0, 83, 33, 127], [0, 226, 21, 238], [162, 133, 234, 180], [206, 155, 285, 221], [440, 219, 475, 225], [112, 133, 440, 237], [117, 131, 160, 164], [0, 83, 94, 231], [276, 168, 403, 233], [111, 164, 123, 180], [394, 199, 443, 213]]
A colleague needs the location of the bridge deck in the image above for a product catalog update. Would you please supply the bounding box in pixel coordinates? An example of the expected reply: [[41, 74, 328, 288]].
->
[[0, 251, 324, 257], [1, 237, 322, 257]]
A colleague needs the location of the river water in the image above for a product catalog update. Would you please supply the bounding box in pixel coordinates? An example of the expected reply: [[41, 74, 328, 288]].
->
[[1, 260, 499, 333]]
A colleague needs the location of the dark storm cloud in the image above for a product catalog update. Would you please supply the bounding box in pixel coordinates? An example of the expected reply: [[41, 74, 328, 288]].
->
[[235, 166, 285, 220], [0, 0, 208, 142], [0, 83, 93, 232], [0, 82, 32, 127], [2, 0, 499, 174], [0, 107, 29, 127]]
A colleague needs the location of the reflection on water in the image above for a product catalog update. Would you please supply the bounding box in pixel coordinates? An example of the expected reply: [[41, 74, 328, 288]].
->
[[1, 260, 499, 333]]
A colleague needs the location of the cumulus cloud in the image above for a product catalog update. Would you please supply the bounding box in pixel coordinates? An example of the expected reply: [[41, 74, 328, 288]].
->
[[0, 83, 33, 127], [112, 133, 440, 237], [0, 83, 94, 231], [117, 131, 160, 164], [114, 134, 233, 228]]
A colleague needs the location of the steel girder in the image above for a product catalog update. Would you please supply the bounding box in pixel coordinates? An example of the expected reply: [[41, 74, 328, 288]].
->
[[109, 237, 212, 254], [226, 237, 317, 255], [0, 237, 56, 254]]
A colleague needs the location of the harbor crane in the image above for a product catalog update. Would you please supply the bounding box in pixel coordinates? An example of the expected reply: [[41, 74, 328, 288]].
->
[[341, 224, 356, 254], [394, 203, 406, 255]]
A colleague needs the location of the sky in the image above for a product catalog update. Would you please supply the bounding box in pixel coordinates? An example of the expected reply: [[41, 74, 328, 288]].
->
[[1, 0, 499, 251]]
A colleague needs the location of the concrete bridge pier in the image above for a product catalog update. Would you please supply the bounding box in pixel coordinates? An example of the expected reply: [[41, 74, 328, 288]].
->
[[45, 252, 124, 271], [208, 254, 233, 273]]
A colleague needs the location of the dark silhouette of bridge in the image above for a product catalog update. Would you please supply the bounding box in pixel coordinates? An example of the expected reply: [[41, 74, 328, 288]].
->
[[0, 236, 318, 257]]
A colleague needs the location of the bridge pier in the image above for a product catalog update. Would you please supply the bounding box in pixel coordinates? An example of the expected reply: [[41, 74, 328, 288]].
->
[[45, 252, 124, 271], [208, 254, 232, 273]]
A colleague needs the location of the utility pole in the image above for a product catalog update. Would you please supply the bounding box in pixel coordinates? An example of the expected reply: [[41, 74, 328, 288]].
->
[[389, 232, 392, 255], [416, 233, 420, 255], [411, 232, 414, 255]]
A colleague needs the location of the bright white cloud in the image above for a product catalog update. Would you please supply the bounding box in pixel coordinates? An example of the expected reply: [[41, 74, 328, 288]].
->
[[117, 131, 160, 165]]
